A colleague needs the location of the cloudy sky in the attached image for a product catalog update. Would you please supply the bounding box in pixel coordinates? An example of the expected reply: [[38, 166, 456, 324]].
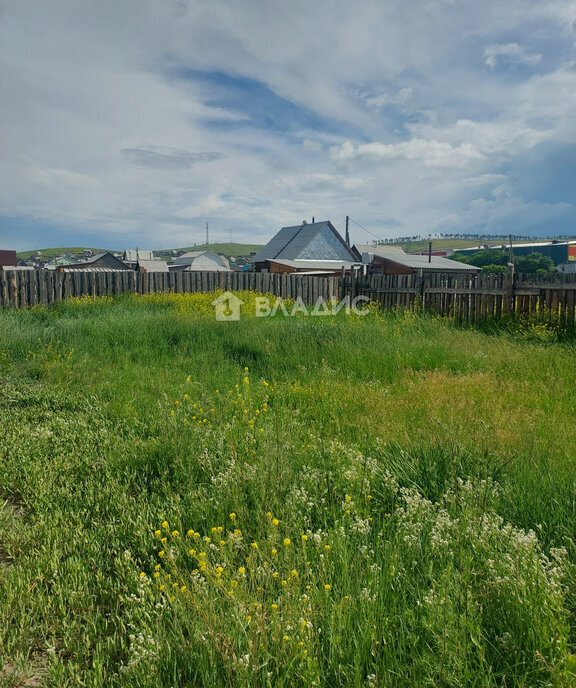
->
[[1, 0, 575, 251]]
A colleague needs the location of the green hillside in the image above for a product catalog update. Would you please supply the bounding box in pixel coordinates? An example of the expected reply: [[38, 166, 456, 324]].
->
[[156, 242, 264, 258], [17, 247, 112, 260]]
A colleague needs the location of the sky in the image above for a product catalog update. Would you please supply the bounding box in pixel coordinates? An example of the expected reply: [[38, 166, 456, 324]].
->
[[1, 0, 575, 251]]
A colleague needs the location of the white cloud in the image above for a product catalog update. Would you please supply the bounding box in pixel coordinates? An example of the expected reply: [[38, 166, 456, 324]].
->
[[484, 43, 542, 69], [0, 0, 575, 248], [363, 88, 413, 110], [330, 139, 484, 168]]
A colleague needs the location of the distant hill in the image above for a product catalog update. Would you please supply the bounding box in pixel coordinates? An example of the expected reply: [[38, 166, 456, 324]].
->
[[17, 247, 112, 260]]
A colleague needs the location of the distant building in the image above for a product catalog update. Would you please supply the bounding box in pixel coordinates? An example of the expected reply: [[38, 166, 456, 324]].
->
[[170, 250, 231, 272], [123, 249, 155, 268], [63, 252, 131, 271], [253, 220, 358, 272], [355, 245, 481, 275]]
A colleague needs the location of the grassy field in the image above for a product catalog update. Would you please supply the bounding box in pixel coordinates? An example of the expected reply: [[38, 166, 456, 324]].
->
[[1, 293, 576, 687]]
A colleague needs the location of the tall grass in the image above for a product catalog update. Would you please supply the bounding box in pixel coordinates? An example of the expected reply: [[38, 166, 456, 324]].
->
[[0, 292, 575, 686]]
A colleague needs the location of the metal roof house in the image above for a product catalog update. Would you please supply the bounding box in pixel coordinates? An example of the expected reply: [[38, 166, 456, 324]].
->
[[170, 250, 231, 272], [63, 252, 132, 271], [355, 245, 482, 275], [254, 221, 358, 273], [123, 249, 155, 268]]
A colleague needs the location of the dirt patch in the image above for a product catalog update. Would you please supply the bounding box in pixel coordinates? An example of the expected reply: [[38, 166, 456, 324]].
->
[[0, 654, 48, 687]]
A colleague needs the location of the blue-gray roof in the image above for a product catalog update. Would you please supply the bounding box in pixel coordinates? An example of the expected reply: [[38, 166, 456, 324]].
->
[[254, 221, 356, 263]]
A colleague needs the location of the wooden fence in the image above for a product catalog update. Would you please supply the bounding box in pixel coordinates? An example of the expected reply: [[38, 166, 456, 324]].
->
[[0, 270, 340, 310], [2, 268, 576, 325]]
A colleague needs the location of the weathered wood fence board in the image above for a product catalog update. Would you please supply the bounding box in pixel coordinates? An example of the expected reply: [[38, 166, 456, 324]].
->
[[2, 269, 576, 325]]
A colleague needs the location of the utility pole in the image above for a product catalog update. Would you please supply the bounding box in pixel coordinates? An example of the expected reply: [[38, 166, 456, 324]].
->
[[205, 223, 209, 246], [345, 216, 350, 246]]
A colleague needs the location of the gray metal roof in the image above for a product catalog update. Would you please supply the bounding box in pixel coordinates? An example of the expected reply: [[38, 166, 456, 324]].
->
[[254, 221, 355, 262], [124, 249, 154, 262], [137, 260, 169, 272], [355, 245, 481, 272], [178, 251, 205, 260], [64, 252, 131, 270]]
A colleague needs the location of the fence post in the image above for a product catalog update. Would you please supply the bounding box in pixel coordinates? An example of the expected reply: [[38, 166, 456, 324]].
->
[[415, 269, 424, 310], [505, 264, 515, 316]]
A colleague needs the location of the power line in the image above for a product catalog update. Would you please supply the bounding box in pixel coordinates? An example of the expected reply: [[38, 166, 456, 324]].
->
[[347, 216, 386, 243]]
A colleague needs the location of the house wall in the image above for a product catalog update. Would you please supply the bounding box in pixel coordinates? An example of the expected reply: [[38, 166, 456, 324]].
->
[[265, 261, 294, 274]]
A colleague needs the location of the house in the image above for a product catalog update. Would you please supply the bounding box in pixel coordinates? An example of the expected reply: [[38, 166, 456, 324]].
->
[[63, 252, 132, 270], [253, 221, 358, 273], [355, 245, 482, 275], [170, 250, 231, 272], [123, 249, 155, 268]]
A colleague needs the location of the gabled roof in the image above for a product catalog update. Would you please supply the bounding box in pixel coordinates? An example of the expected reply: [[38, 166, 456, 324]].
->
[[355, 245, 482, 272], [65, 252, 131, 270], [124, 249, 154, 262], [254, 221, 356, 263], [178, 251, 205, 260]]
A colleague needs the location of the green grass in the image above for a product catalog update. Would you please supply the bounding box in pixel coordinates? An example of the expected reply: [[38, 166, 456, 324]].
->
[[157, 243, 264, 257], [1, 293, 575, 687]]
